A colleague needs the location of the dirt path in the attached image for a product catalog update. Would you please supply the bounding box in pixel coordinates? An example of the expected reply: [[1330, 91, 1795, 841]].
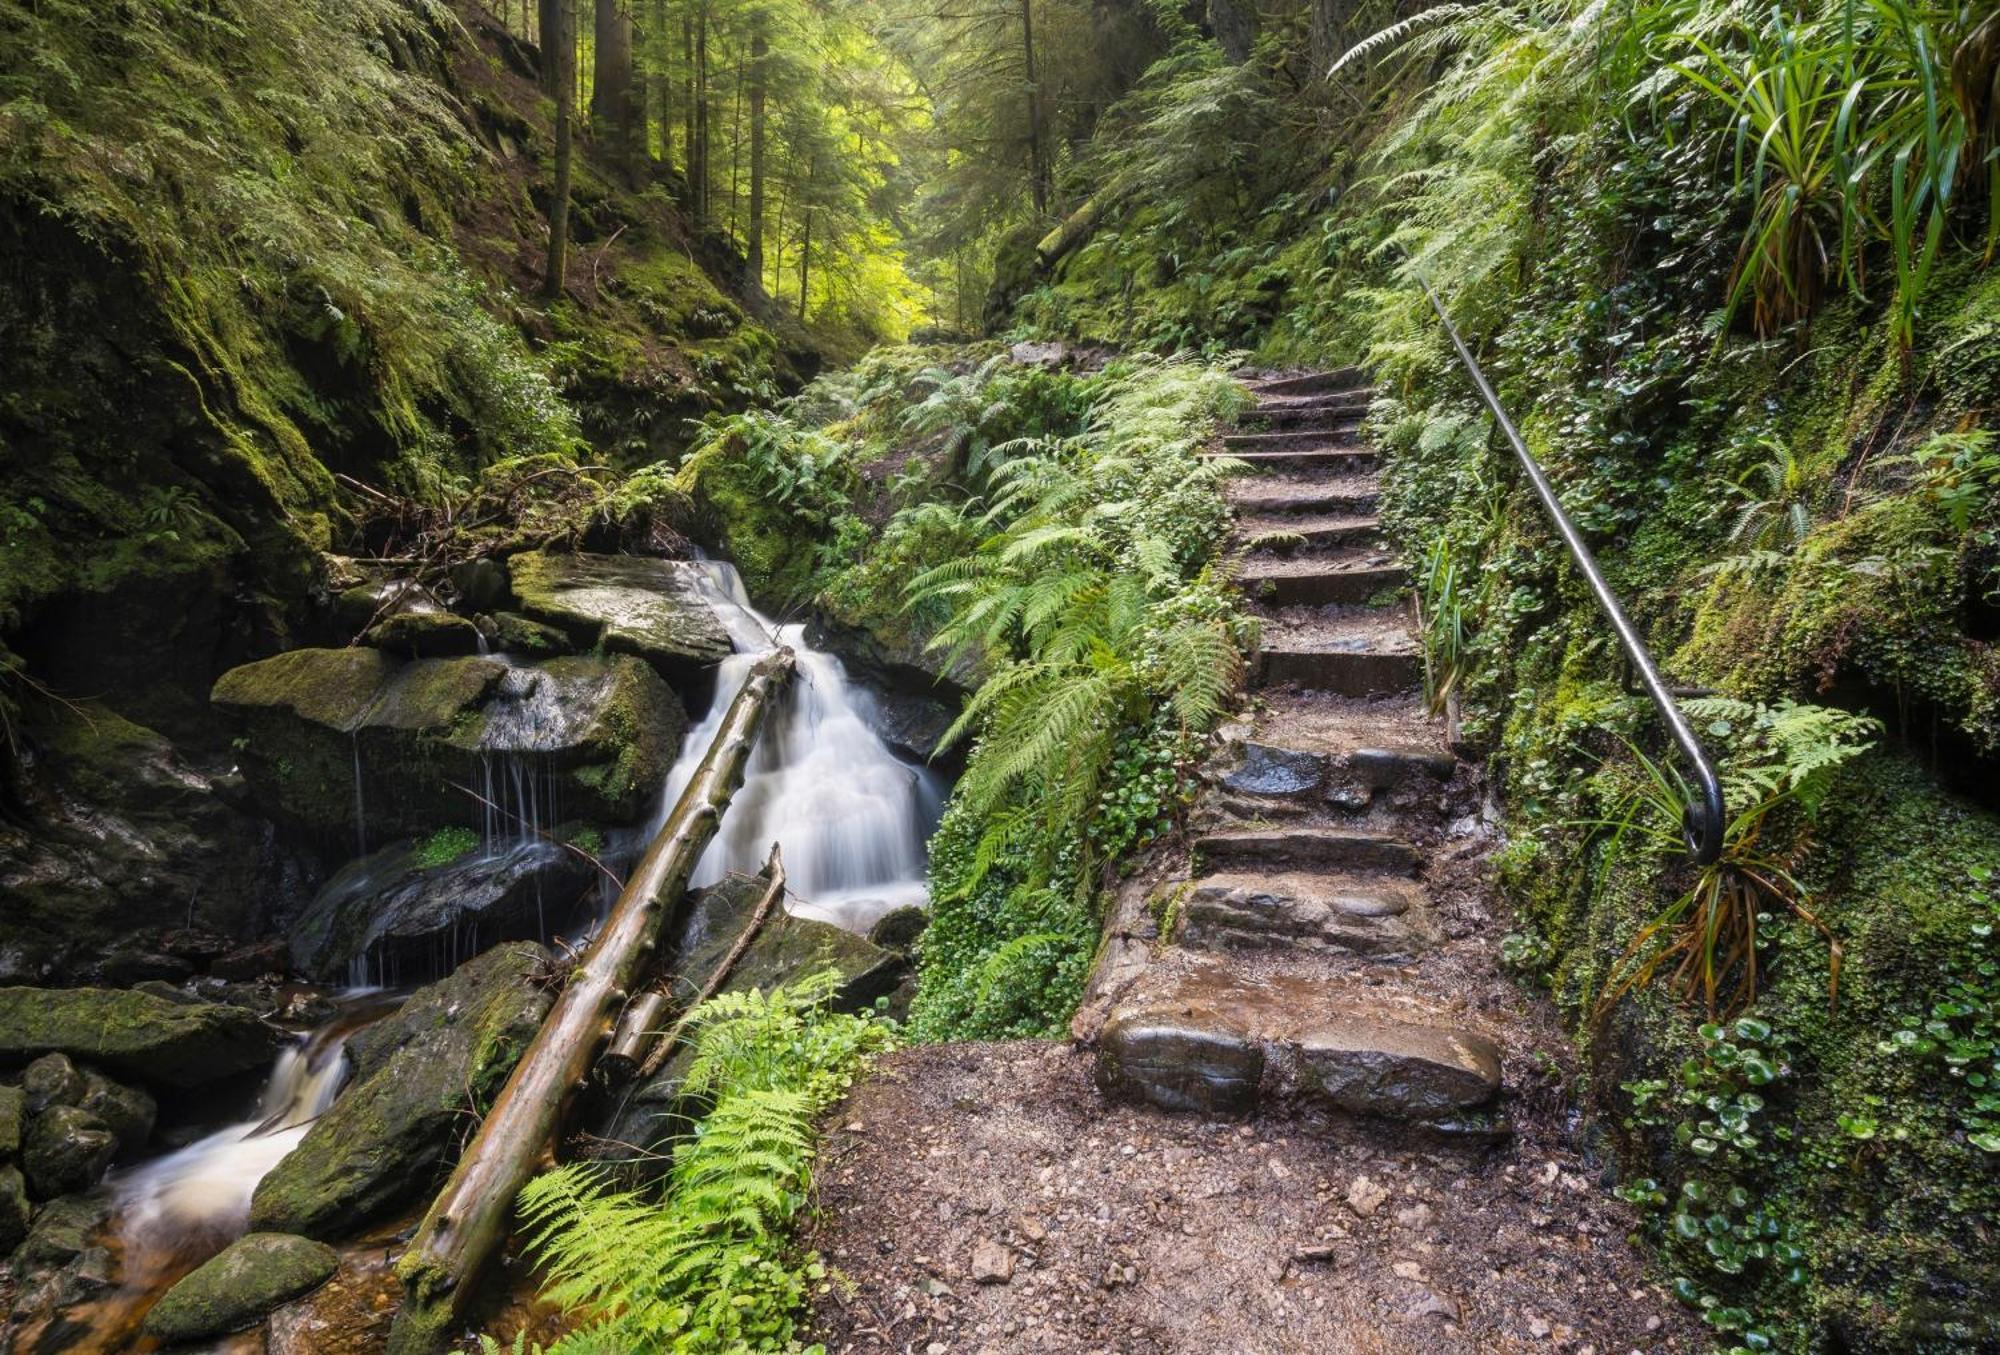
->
[[806, 371, 1705, 1353]]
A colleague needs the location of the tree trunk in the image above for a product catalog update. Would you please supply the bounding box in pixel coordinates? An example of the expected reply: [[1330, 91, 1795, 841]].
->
[[1021, 0, 1049, 217], [727, 48, 745, 247], [648, 0, 672, 172], [694, 8, 710, 222], [747, 26, 767, 283], [384, 649, 796, 1355], [543, 0, 574, 301], [799, 205, 813, 321], [592, 0, 636, 178], [682, 14, 698, 214], [538, 0, 562, 91]]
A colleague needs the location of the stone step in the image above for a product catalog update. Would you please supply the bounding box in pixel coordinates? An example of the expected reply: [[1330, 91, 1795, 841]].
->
[[1181, 871, 1434, 957], [1094, 962, 1503, 1121], [1217, 728, 1454, 807], [1223, 431, 1370, 455], [1195, 826, 1421, 875], [1236, 514, 1380, 552], [1248, 369, 1366, 398], [1240, 556, 1403, 607], [1226, 476, 1381, 517], [1246, 402, 1368, 432], [1209, 449, 1379, 474], [1255, 606, 1420, 695]]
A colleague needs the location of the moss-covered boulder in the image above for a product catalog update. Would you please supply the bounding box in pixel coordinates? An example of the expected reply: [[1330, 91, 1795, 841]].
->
[[363, 608, 485, 658], [0, 1084, 21, 1156], [488, 610, 572, 655], [0, 1164, 28, 1255], [77, 1070, 155, 1157], [288, 836, 597, 983], [22, 1105, 116, 1198], [249, 943, 551, 1239], [212, 649, 683, 838], [508, 551, 732, 679], [142, 1232, 337, 1343], [0, 987, 276, 1088]]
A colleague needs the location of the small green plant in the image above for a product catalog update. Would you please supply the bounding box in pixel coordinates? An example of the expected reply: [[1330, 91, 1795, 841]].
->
[[1594, 699, 1878, 1018], [1415, 533, 1469, 715], [1876, 861, 2000, 1153], [415, 826, 479, 869], [503, 973, 892, 1352]]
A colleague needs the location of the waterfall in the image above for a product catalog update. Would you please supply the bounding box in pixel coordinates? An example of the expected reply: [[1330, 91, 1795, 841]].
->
[[653, 562, 945, 934]]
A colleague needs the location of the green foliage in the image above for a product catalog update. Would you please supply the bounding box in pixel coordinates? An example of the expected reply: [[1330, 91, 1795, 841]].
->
[[415, 826, 479, 870], [506, 973, 892, 1353]]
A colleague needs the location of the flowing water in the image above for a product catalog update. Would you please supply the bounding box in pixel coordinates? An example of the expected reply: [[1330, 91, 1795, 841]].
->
[[658, 561, 945, 934]]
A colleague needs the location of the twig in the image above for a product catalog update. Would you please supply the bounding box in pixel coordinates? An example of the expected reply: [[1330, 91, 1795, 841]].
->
[[446, 779, 628, 891]]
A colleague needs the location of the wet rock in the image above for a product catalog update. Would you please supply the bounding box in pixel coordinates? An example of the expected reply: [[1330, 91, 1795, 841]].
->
[[289, 836, 598, 983], [333, 578, 431, 632], [16, 1192, 109, 1266], [489, 610, 573, 656], [0, 986, 277, 1088], [1297, 1017, 1502, 1119], [23, 1105, 118, 1197], [508, 551, 732, 679], [450, 558, 511, 612], [143, 1232, 338, 1343], [0, 1083, 21, 1156], [132, 979, 204, 1006], [868, 905, 930, 953], [214, 649, 684, 838], [1095, 1006, 1264, 1116], [98, 948, 196, 985], [805, 609, 980, 708], [211, 938, 291, 981], [77, 1071, 156, 1156], [250, 943, 552, 1239], [0, 1165, 27, 1254], [1222, 743, 1326, 797], [22, 1053, 86, 1113], [364, 609, 485, 658]]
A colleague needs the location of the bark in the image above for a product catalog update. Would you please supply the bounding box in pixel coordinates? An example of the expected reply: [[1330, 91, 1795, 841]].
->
[[538, 0, 562, 92], [601, 990, 670, 1081], [798, 204, 813, 321], [384, 649, 796, 1354], [727, 48, 746, 245], [1035, 190, 1115, 268], [1021, 0, 1049, 217], [1207, 0, 1254, 64], [634, 845, 785, 1082], [543, 0, 575, 300], [592, 0, 637, 177], [682, 14, 698, 213], [648, 0, 672, 172], [747, 26, 767, 281], [695, 8, 711, 221]]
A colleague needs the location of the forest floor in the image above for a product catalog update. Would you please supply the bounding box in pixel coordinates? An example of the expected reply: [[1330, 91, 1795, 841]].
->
[[805, 1036, 1702, 1354]]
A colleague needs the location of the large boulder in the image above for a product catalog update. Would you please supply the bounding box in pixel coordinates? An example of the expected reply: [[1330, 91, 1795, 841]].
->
[[508, 552, 732, 680], [249, 943, 551, 1239], [0, 1083, 21, 1156], [78, 1070, 156, 1156], [0, 1165, 27, 1255], [0, 987, 276, 1088], [0, 702, 285, 983], [143, 1232, 337, 1343], [23, 1105, 117, 1198], [288, 836, 598, 983], [212, 649, 684, 839], [804, 609, 970, 764]]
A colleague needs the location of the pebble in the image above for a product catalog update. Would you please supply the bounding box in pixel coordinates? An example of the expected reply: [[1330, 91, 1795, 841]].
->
[[1346, 1175, 1390, 1218], [970, 1238, 1014, 1285]]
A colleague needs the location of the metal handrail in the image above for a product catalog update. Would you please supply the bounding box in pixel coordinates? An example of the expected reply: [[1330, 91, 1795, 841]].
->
[[1415, 277, 1726, 865]]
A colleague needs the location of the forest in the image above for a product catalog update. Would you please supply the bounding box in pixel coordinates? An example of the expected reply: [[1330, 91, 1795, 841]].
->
[[0, 0, 1995, 1350]]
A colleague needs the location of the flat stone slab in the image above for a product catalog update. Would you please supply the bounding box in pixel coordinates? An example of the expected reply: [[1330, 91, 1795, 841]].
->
[[509, 551, 733, 675], [1095, 964, 1501, 1122], [1183, 871, 1432, 957], [1196, 828, 1420, 874]]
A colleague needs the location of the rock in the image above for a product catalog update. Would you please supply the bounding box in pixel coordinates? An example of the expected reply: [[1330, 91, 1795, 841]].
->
[[0, 702, 283, 984], [867, 904, 930, 953], [0, 1165, 27, 1253], [250, 943, 552, 1239], [488, 610, 573, 656], [1298, 1017, 1502, 1119], [1095, 1005, 1264, 1116], [289, 836, 598, 983], [213, 649, 684, 837], [77, 1071, 156, 1156], [364, 609, 485, 658], [450, 558, 511, 612], [0, 987, 276, 1088], [16, 1193, 109, 1266], [1409, 1290, 1460, 1321], [1222, 742, 1326, 797], [970, 1237, 1015, 1284], [0, 1084, 21, 1156], [333, 578, 431, 631], [508, 551, 732, 679], [1345, 1176, 1389, 1219], [22, 1053, 85, 1113], [806, 609, 979, 710], [23, 1105, 118, 1197], [98, 948, 195, 985], [132, 979, 204, 1006], [143, 1232, 338, 1343], [211, 939, 291, 981]]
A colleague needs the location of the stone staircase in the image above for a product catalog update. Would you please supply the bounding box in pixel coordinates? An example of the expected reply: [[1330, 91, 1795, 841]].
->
[[1089, 368, 1507, 1135]]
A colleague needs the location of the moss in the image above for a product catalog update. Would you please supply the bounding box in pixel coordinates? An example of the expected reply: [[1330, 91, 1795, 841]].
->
[[414, 826, 479, 869], [142, 1233, 337, 1343]]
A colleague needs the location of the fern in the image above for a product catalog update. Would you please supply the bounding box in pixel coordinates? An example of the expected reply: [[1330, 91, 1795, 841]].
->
[[499, 976, 893, 1354]]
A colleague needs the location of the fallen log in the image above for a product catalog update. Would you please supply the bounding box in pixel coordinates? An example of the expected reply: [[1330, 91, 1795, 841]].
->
[[386, 647, 795, 1355]]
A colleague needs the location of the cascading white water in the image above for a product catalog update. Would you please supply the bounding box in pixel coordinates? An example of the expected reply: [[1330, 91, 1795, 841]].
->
[[655, 562, 945, 934], [111, 997, 393, 1282]]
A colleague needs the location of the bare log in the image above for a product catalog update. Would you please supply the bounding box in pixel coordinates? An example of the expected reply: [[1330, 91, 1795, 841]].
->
[[600, 990, 671, 1082], [386, 648, 795, 1354], [634, 843, 786, 1083]]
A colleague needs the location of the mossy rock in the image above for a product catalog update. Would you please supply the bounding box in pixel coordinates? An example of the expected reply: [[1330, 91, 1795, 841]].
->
[[508, 551, 732, 680], [142, 1232, 337, 1343], [22, 1105, 116, 1198], [248, 943, 552, 1240], [364, 608, 485, 658], [0, 1165, 27, 1256], [0, 987, 276, 1088], [489, 610, 573, 655], [0, 1084, 21, 1157]]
